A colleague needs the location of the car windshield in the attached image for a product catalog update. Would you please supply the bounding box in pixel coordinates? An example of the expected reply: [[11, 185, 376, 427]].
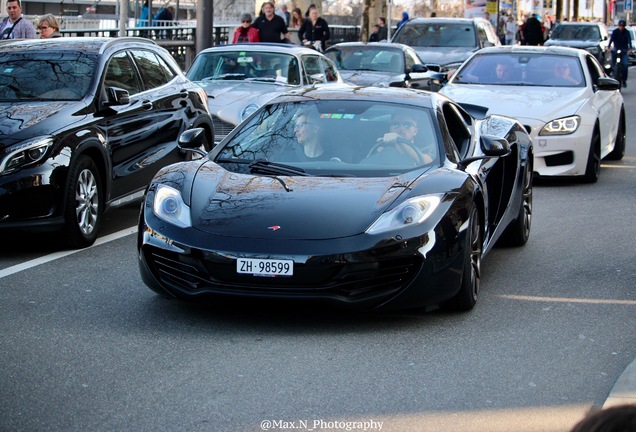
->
[[186, 51, 301, 85], [551, 24, 601, 40], [453, 53, 586, 87], [213, 100, 440, 177], [325, 47, 404, 74], [0, 51, 97, 101], [393, 23, 476, 48]]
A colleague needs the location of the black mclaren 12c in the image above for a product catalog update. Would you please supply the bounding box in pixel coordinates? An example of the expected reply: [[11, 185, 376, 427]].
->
[[138, 86, 533, 311]]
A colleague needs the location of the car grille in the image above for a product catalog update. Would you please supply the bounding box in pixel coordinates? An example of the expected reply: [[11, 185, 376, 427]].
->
[[144, 246, 422, 303], [211, 115, 235, 142]]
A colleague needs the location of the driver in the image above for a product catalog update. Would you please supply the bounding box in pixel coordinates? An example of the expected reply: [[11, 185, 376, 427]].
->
[[372, 112, 433, 164]]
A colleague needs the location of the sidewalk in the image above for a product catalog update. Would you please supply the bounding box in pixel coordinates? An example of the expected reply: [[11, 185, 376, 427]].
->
[[603, 356, 636, 408]]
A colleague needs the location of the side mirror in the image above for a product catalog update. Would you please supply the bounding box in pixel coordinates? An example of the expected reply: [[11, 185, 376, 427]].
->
[[103, 87, 130, 107], [408, 64, 428, 73], [178, 127, 207, 156], [596, 76, 621, 91], [458, 135, 511, 168]]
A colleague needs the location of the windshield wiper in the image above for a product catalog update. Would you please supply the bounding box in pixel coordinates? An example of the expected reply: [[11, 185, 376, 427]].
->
[[248, 160, 308, 176]]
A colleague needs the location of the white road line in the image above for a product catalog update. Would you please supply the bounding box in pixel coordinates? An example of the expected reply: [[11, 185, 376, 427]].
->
[[0, 226, 138, 280]]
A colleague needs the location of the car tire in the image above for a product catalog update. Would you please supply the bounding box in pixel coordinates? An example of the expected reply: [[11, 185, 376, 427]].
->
[[581, 127, 601, 183], [61, 155, 103, 248], [498, 160, 533, 246], [606, 113, 625, 161], [443, 205, 481, 311]]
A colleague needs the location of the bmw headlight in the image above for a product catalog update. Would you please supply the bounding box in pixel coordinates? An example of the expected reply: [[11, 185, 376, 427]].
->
[[366, 195, 443, 234], [0, 136, 54, 174], [152, 185, 191, 228], [241, 104, 259, 121], [539, 115, 580, 136]]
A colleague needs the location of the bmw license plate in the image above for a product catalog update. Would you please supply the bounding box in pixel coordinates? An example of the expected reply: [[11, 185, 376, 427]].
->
[[237, 258, 294, 277]]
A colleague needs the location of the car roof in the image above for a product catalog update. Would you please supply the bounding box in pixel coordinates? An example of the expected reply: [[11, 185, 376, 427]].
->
[[0, 37, 159, 56], [198, 43, 325, 55], [325, 42, 412, 51], [477, 45, 585, 58], [269, 85, 438, 109], [553, 21, 606, 27], [402, 17, 488, 25]]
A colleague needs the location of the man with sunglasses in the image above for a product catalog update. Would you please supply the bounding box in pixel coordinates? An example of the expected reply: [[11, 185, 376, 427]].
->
[[608, 20, 632, 88], [0, 0, 36, 40], [371, 112, 434, 165], [232, 13, 260, 43]]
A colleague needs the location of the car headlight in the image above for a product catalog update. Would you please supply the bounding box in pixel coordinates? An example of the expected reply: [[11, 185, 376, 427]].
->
[[0, 136, 54, 174], [241, 104, 259, 121], [366, 195, 443, 234], [152, 184, 191, 228], [539, 115, 580, 136]]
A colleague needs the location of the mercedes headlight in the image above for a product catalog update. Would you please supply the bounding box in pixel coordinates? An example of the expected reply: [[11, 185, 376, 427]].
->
[[539, 115, 580, 136], [152, 185, 191, 228], [366, 195, 443, 234], [0, 136, 54, 174]]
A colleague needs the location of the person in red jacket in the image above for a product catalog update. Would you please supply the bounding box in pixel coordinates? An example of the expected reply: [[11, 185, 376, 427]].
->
[[233, 13, 260, 43]]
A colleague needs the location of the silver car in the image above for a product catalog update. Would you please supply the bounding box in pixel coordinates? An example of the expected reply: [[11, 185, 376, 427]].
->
[[186, 43, 345, 142]]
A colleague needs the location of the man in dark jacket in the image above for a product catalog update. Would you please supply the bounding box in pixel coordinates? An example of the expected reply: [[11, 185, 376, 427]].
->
[[608, 20, 632, 87], [521, 14, 544, 46]]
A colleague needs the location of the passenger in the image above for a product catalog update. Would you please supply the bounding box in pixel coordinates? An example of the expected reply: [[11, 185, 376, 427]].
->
[[37, 14, 62, 39], [494, 60, 514, 82], [569, 404, 636, 432], [293, 111, 331, 160]]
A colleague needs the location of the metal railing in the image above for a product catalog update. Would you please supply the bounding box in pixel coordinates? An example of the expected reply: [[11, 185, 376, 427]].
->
[[59, 24, 361, 70]]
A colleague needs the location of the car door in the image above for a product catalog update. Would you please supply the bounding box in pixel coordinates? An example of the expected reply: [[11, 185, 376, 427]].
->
[[101, 49, 160, 199], [585, 54, 621, 154]]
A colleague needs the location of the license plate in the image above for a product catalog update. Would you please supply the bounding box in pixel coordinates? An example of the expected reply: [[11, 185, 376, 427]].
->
[[237, 258, 294, 277]]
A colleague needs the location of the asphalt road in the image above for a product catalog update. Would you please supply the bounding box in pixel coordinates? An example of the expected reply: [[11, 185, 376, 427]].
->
[[1, 81, 635, 432]]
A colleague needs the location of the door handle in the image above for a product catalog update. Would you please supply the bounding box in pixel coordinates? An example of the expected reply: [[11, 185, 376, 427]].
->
[[142, 100, 153, 110]]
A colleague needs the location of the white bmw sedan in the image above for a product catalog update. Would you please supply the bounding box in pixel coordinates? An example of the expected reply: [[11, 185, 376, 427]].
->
[[439, 46, 625, 182]]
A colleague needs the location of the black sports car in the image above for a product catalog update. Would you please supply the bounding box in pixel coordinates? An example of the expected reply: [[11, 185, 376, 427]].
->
[[138, 86, 533, 311]]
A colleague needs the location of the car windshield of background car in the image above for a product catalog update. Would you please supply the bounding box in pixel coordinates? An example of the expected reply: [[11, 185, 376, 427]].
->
[[0, 51, 97, 101], [186, 52, 298, 85], [393, 23, 476, 48], [326, 48, 404, 74], [551, 25, 600, 40], [454, 53, 584, 87], [214, 100, 440, 175]]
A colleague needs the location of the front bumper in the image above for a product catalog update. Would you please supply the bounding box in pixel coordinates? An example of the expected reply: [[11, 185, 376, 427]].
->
[[137, 206, 467, 311]]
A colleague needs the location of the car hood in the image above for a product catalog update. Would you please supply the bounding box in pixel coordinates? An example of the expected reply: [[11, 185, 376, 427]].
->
[[188, 162, 418, 240], [338, 70, 403, 87], [0, 101, 85, 148], [194, 80, 293, 125], [544, 39, 602, 48], [440, 84, 587, 123], [412, 47, 476, 67]]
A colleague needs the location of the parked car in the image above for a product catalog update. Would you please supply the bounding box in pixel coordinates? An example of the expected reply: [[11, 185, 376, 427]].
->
[[544, 22, 610, 67], [138, 86, 533, 312], [324, 42, 433, 89], [607, 26, 636, 65], [0, 37, 214, 248], [185, 43, 345, 143], [438, 45, 625, 182], [391, 17, 501, 74]]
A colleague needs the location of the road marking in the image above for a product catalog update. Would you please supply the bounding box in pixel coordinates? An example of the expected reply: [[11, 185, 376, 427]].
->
[[499, 294, 636, 305], [0, 226, 137, 279]]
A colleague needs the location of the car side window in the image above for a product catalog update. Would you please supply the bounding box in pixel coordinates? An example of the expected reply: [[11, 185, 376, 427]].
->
[[321, 58, 340, 82], [442, 102, 472, 158], [104, 51, 142, 95], [302, 55, 324, 83], [404, 50, 417, 70], [585, 54, 603, 85], [476, 24, 489, 47], [131, 50, 176, 89]]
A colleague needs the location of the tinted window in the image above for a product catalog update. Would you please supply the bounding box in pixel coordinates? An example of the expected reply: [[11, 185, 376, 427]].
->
[[0, 51, 97, 101], [394, 23, 477, 47], [132, 50, 175, 89], [326, 46, 403, 73], [104, 51, 142, 95], [552, 25, 601, 40]]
